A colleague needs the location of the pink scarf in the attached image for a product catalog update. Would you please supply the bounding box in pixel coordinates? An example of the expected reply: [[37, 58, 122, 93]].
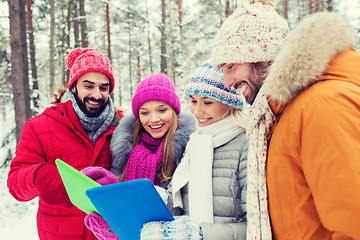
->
[[124, 132, 164, 185]]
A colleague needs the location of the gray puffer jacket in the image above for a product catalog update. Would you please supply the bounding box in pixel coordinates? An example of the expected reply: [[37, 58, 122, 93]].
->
[[169, 132, 248, 240], [110, 113, 196, 188]]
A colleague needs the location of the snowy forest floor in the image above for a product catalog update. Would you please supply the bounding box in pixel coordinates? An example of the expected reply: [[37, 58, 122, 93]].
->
[[0, 165, 38, 239]]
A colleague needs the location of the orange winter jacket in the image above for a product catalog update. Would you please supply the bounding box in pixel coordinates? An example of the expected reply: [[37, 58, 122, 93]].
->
[[267, 48, 360, 239]]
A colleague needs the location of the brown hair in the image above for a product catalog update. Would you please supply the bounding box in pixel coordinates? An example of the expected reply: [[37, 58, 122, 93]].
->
[[118, 109, 179, 183], [250, 61, 271, 86]]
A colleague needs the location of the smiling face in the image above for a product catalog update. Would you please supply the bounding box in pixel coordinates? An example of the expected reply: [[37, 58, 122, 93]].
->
[[71, 72, 111, 117], [219, 62, 264, 104], [190, 95, 232, 127], [139, 101, 175, 139]]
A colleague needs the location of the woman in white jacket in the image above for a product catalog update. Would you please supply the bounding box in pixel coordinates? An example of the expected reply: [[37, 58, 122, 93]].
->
[[141, 63, 249, 240]]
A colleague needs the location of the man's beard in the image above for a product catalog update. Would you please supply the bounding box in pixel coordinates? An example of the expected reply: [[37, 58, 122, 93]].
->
[[73, 88, 107, 117]]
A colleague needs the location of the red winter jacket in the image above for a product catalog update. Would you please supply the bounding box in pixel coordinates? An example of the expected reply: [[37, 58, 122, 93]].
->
[[7, 100, 123, 240]]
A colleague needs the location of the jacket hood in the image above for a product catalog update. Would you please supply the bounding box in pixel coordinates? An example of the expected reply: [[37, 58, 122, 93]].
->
[[110, 112, 196, 176], [263, 12, 357, 106]]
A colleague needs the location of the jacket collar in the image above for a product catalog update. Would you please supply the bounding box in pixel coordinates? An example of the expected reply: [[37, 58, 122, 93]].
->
[[261, 12, 357, 113]]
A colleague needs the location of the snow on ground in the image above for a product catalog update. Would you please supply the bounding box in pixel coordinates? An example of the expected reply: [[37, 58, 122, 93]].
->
[[0, 165, 38, 239]]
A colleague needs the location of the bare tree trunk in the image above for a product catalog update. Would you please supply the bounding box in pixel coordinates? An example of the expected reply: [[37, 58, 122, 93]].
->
[[321, 0, 325, 11], [160, 0, 167, 74], [326, 0, 332, 11], [178, 0, 183, 41], [117, 60, 122, 106], [283, 0, 288, 19], [62, 0, 71, 85], [26, 0, 39, 112], [106, 2, 112, 61], [8, 0, 31, 143], [49, 0, 55, 94], [128, 20, 133, 98], [137, 55, 141, 84], [79, 0, 88, 47], [225, 0, 230, 18], [72, 0, 80, 48], [145, 0, 153, 73], [309, 0, 313, 14], [65, 2, 71, 49], [315, 0, 319, 12]]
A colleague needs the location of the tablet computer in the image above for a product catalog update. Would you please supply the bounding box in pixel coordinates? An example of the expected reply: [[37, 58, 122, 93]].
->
[[86, 178, 174, 240], [55, 159, 101, 214]]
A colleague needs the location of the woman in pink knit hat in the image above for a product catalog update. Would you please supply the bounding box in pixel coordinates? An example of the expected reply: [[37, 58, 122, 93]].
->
[[81, 73, 196, 240]]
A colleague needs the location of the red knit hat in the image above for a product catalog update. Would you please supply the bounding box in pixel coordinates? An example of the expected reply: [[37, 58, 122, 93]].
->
[[67, 48, 115, 94]]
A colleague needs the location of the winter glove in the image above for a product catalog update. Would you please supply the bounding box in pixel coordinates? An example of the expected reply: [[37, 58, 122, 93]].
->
[[34, 163, 73, 208], [85, 212, 120, 240], [80, 166, 119, 185], [140, 215, 203, 240], [154, 185, 168, 204]]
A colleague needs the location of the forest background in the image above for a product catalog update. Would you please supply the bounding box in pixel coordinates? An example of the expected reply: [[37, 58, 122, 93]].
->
[[0, 0, 359, 238]]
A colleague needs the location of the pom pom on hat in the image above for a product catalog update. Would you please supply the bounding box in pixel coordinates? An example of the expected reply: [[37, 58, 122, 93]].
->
[[132, 73, 181, 119], [185, 63, 245, 109], [67, 48, 115, 94], [211, 0, 289, 66]]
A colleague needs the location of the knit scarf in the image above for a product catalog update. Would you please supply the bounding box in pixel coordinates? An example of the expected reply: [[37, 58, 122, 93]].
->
[[172, 115, 245, 224], [62, 90, 115, 142], [124, 131, 164, 185], [246, 89, 276, 240]]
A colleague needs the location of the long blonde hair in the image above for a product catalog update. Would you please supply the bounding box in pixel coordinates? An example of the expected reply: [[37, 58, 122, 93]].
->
[[118, 109, 179, 183]]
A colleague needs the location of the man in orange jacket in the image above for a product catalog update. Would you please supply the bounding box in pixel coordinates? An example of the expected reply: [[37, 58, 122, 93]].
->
[[211, 1, 360, 239]]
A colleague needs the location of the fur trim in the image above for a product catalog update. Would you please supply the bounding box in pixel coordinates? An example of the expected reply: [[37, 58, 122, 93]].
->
[[52, 86, 67, 103], [263, 12, 355, 105], [173, 113, 196, 164], [110, 113, 196, 176]]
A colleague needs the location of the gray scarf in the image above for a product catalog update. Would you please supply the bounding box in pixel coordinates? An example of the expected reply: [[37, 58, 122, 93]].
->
[[62, 90, 115, 142]]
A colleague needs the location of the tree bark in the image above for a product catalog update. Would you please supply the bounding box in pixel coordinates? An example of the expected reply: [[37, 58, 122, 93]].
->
[[128, 18, 133, 98], [160, 0, 167, 74], [49, 0, 55, 94], [137, 55, 141, 84], [326, 0, 332, 11], [145, 0, 153, 73], [283, 0, 288, 19], [225, 0, 230, 18], [79, 0, 88, 47], [178, 0, 183, 41], [25, 0, 39, 111], [8, 0, 31, 143], [72, 0, 80, 48], [106, 2, 112, 61]]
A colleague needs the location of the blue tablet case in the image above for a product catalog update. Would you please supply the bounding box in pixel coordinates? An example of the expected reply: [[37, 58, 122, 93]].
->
[[86, 178, 174, 240]]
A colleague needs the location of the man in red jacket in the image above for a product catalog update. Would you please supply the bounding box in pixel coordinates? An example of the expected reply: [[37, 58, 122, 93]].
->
[[7, 48, 124, 240]]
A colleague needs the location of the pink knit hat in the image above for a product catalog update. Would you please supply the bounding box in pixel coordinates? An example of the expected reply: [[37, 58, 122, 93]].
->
[[67, 48, 115, 94], [211, 0, 289, 66], [132, 73, 181, 119]]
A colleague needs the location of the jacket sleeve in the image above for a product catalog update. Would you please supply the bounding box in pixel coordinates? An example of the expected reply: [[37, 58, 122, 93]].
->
[[7, 119, 46, 201], [200, 222, 246, 240], [301, 87, 360, 239]]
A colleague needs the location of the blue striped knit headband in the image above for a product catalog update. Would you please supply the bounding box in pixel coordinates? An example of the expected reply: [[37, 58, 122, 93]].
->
[[185, 63, 245, 109]]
